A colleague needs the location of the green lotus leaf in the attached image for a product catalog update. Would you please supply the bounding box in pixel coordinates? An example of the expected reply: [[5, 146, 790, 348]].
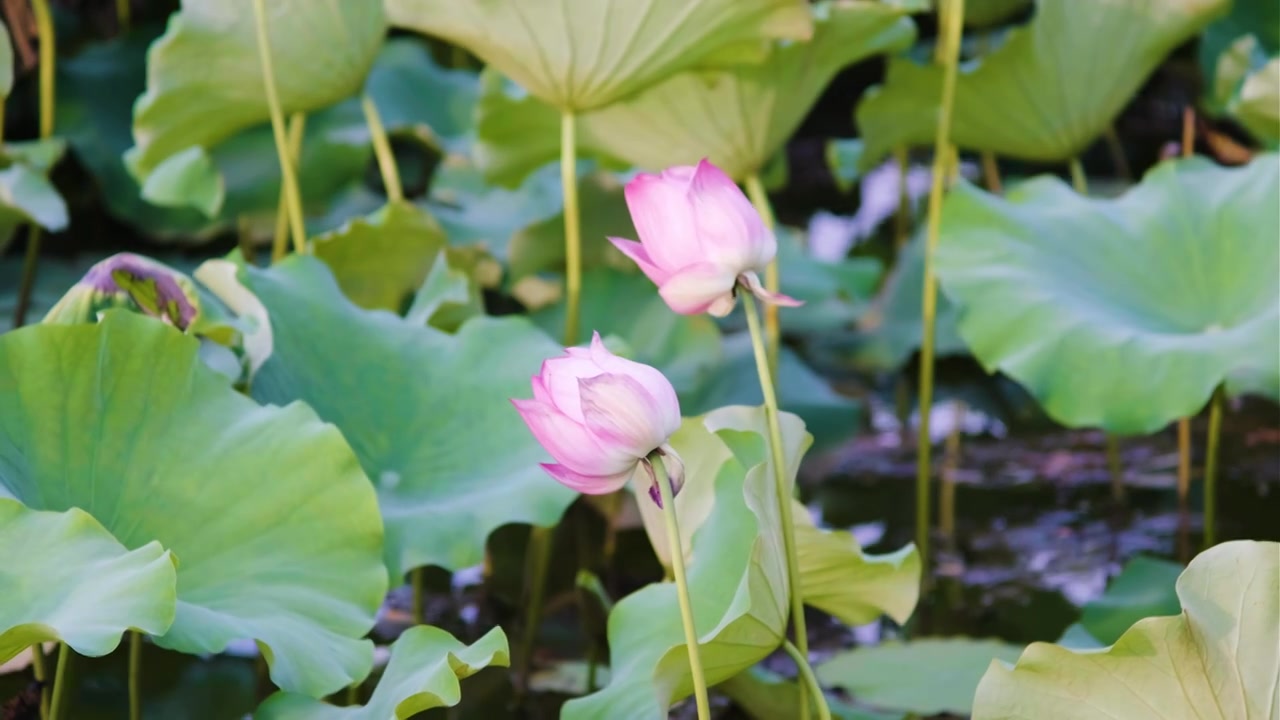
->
[[506, 172, 634, 282], [972, 540, 1279, 720], [856, 0, 1231, 168], [827, 139, 866, 193], [934, 155, 1280, 434], [427, 159, 566, 252], [365, 38, 479, 155], [140, 146, 224, 217], [531, 267, 722, 396], [128, 0, 386, 195], [0, 500, 177, 662], [721, 667, 903, 720], [403, 250, 479, 330], [474, 1, 914, 186], [0, 312, 388, 697], [233, 255, 575, 577], [312, 200, 447, 313], [683, 333, 859, 451], [1079, 555, 1182, 646], [774, 228, 883, 334], [818, 638, 1025, 716], [0, 138, 69, 255], [853, 230, 966, 372], [963, 0, 1030, 27], [633, 406, 919, 627], [257, 626, 509, 719], [562, 407, 792, 719], [386, 0, 812, 112], [1232, 56, 1280, 145], [1199, 0, 1279, 104]]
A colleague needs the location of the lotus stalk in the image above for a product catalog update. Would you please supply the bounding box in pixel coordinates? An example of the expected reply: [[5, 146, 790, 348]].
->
[[362, 94, 403, 203], [47, 644, 71, 720], [744, 174, 781, 376], [12, 0, 55, 329], [915, 0, 966, 575], [128, 631, 141, 720], [271, 112, 307, 264], [1203, 386, 1224, 549], [252, 0, 307, 257]]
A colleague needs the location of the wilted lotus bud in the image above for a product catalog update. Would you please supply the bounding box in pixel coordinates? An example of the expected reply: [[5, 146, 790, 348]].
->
[[609, 158, 801, 317], [43, 253, 200, 330], [513, 332, 684, 505]]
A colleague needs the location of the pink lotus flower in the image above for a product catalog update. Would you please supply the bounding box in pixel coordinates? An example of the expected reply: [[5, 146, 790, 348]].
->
[[609, 158, 802, 317], [513, 332, 685, 505]]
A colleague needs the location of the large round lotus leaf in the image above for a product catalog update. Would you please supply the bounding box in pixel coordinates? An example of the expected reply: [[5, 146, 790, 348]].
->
[[855, 0, 1230, 168], [474, 1, 915, 185], [386, 0, 812, 112], [0, 500, 176, 663], [562, 407, 791, 719], [934, 155, 1280, 434], [0, 312, 388, 697], [257, 626, 508, 719], [973, 540, 1279, 720], [232, 256, 575, 577], [128, 0, 386, 188], [818, 638, 1026, 716]]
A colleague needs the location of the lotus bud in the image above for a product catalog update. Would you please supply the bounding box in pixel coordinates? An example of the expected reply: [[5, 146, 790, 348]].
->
[[609, 158, 802, 317], [513, 332, 684, 505], [42, 252, 199, 330]]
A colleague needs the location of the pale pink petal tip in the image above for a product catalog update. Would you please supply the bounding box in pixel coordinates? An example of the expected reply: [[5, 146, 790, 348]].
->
[[740, 272, 804, 308], [540, 463, 632, 495]]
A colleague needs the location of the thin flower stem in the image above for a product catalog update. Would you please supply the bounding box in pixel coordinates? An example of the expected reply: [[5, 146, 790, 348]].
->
[[271, 113, 307, 263], [916, 0, 966, 578], [410, 567, 424, 624], [561, 110, 582, 346], [30, 644, 49, 719], [116, 0, 130, 32], [345, 681, 359, 706], [1176, 416, 1192, 562], [1203, 386, 1224, 549], [362, 94, 403, 203], [1103, 125, 1131, 181], [515, 525, 554, 699], [13, 0, 56, 329], [744, 174, 780, 377], [979, 151, 1002, 194], [650, 456, 711, 720], [782, 640, 831, 720], [128, 631, 142, 720], [252, 0, 307, 256], [47, 644, 71, 720], [741, 293, 827, 720], [1069, 157, 1088, 195]]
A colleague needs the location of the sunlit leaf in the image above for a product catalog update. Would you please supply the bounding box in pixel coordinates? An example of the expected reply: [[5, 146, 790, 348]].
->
[[257, 626, 509, 719], [0, 312, 387, 697], [818, 638, 1025, 716], [562, 407, 791, 719], [0, 500, 176, 662], [234, 256, 575, 577], [387, 0, 812, 112], [973, 540, 1279, 720], [856, 0, 1231, 168], [128, 0, 386, 203], [935, 155, 1280, 434]]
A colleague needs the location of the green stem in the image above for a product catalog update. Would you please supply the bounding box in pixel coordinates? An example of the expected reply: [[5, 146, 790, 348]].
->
[[30, 644, 49, 719], [1105, 435, 1125, 503], [128, 632, 141, 720], [1203, 386, 1224, 549], [271, 112, 307, 263], [345, 681, 359, 706], [47, 644, 71, 720], [561, 111, 581, 346], [116, 0, 131, 32], [362, 94, 403, 203], [782, 640, 831, 720], [1069, 157, 1088, 195], [744, 174, 780, 377], [1176, 416, 1192, 563], [741, 293, 826, 720], [410, 567, 424, 624], [1103, 125, 1131, 181], [650, 456, 711, 720], [915, 0, 966, 577], [515, 525, 555, 698], [979, 151, 1002, 194], [14, 0, 56, 329], [252, 0, 307, 256]]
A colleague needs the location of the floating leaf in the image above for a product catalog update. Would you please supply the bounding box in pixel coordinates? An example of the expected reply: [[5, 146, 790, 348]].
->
[[530, 267, 722, 395], [312, 201, 447, 313], [973, 540, 1279, 720], [818, 638, 1025, 716], [0, 500, 176, 662], [0, 312, 387, 697], [1079, 555, 1183, 646], [386, 0, 812, 112], [257, 626, 509, 719], [562, 407, 791, 719], [856, 0, 1231, 167], [128, 0, 386, 197], [474, 1, 914, 185], [935, 155, 1280, 434], [234, 256, 575, 577]]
